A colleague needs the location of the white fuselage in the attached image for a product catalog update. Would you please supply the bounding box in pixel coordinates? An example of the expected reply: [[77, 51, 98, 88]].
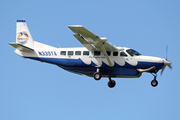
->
[[14, 42, 166, 78]]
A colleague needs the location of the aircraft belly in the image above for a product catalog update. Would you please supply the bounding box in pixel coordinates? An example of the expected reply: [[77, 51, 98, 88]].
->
[[57, 65, 96, 75], [100, 67, 141, 78], [57, 65, 141, 78]]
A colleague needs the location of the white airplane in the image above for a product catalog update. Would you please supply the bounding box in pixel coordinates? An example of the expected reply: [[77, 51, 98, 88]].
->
[[9, 20, 172, 88]]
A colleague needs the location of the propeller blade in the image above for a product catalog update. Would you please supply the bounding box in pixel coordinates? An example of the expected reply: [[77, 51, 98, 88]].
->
[[161, 65, 166, 75], [161, 45, 172, 76], [168, 65, 172, 70]]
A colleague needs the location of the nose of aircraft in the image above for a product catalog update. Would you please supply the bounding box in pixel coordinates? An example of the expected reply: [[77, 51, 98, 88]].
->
[[164, 60, 172, 66], [160, 59, 172, 75], [162, 59, 172, 66]]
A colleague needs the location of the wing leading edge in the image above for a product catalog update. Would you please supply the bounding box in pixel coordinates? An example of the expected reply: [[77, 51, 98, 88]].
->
[[68, 25, 120, 67]]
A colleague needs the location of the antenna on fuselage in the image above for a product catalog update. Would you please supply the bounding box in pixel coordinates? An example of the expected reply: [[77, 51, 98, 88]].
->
[[58, 44, 61, 48]]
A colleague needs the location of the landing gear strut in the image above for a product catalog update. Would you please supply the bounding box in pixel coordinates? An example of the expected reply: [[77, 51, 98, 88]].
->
[[108, 77, 116, 88], [151, 73, 158, 87]]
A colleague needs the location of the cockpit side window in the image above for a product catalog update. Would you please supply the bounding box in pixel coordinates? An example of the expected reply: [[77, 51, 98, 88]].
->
[[126, 49, 141, 57], [120, 52, 127, 57]]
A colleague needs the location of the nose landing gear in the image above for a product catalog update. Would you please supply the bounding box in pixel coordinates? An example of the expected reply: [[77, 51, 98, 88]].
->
[[151, 80, 158, 87], [151, 73, 158, 87]]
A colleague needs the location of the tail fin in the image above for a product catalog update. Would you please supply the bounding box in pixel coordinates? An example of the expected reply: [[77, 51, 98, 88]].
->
[[16, 20, 34, 49]]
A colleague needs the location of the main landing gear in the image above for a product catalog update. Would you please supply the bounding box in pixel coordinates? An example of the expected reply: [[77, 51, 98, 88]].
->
[[93, 68, 102, 80], [93, 72, 101, 80], [108, 77, 116, 88], [93, 68, 116, 88], [151, 73, 158, 87]]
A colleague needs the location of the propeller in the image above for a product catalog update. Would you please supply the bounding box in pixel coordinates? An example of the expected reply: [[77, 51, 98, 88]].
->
[[160, 46, 172, 75]]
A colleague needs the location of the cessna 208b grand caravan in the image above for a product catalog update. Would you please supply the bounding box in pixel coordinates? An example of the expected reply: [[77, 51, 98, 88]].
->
[[9, 20, 172, 88]]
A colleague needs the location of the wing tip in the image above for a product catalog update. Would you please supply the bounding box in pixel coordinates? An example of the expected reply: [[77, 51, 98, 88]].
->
[[68, 25, 83, 28]]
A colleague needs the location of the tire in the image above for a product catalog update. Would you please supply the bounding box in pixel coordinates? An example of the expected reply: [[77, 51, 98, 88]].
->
[[151, 80, 158, 87], [93, 72, 101, 80], [108, 80, 116, 88]]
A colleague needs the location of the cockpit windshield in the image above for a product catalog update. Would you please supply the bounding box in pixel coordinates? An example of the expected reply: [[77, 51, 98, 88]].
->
[[126, 49, 141, 57]]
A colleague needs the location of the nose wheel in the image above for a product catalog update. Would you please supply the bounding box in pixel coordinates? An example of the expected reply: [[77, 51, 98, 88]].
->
[[151, 80, 158, 87], [151, 73, 158, 87]]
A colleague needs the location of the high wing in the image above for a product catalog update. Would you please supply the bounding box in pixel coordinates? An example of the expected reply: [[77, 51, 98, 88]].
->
[[68, 25, 120, 67], [68, 25, 118, 51]]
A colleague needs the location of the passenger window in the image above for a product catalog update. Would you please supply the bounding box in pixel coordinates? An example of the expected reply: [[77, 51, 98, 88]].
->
[[60, 51, 66, 55], [83, 51, 89, 56], [120, 52, 127, 57], [75, 51, 81, 56], [106, 51, 111, 56], [113, 51, 118, 56], [94, 51, 100, 56], [68, 51, 74, 56]]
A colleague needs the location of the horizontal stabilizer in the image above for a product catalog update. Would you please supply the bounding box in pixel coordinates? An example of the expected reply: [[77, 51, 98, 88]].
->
[[9, 43, 34, 52]]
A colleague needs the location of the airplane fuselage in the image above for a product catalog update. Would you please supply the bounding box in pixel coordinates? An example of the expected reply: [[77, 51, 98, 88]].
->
[[15, 45, 164, 78], [9, 20, 172, 88]]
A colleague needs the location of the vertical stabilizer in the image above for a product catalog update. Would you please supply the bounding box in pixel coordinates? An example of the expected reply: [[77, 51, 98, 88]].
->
[[16, 20, 34, 48]]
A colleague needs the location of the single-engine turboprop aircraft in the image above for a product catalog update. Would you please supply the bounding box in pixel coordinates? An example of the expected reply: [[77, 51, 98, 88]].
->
[[9, 20, 172, 88]]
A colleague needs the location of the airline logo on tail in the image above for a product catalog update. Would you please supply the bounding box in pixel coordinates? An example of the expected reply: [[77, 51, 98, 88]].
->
[[17, 31, 29, 44]]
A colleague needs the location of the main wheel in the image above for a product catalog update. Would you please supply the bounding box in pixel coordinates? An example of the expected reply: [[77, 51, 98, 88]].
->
[[93, 72, 101, 80], [108, 80, 116, 88], [151, 80, 158, 87]]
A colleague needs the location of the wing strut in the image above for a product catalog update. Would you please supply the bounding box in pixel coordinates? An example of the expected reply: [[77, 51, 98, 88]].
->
[[68, 25, 118, 67], [99, 43, 113, 67]]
